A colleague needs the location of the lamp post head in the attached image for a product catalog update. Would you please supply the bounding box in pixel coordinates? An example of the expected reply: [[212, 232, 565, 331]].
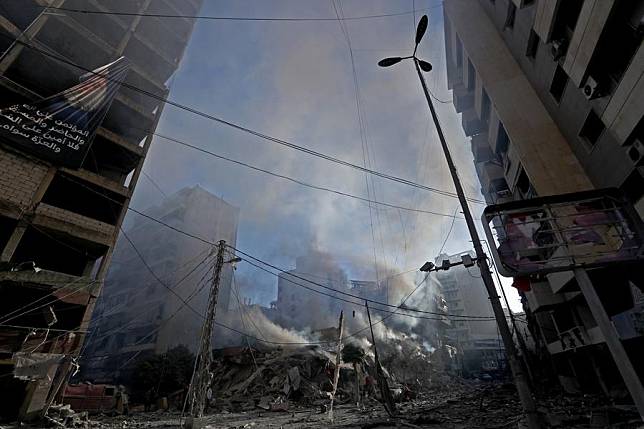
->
[[417, 59, 433, 72], [415, 15, 429, 45], [419, 261, 435, 272], [378, 57, 404, 67]]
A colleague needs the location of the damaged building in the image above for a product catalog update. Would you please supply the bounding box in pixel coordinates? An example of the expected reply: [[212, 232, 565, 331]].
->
[[80, 185, 239, 384], [274, 251, 348, 331], [0, 0, 202, 421], [435, 252, 505, 376], [443, 0, 644, 403]]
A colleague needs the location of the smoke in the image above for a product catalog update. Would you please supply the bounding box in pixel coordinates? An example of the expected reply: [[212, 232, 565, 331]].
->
[[226, 241, 447, 361]]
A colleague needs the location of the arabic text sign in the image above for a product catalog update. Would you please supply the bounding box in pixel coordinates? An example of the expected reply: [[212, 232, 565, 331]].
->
[[0, 57, 129, 168]]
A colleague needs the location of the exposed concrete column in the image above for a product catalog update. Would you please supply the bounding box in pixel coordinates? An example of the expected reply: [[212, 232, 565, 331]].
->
[[113, 0, 153, 57]]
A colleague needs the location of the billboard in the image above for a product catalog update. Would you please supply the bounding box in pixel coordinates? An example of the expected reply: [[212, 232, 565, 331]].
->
[[481, 189, 644, 277], [0, 57, 129, 168]]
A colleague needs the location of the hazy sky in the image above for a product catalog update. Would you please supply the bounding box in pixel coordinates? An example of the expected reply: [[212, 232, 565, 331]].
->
[[126, 0, 522, 312]]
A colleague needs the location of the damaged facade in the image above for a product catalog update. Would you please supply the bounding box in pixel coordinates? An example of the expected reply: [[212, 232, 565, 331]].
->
[[0, 0, 202, 421], [443, 0, 644, 403], [434, 251, 505, 376], [80, 185, 239, 384]]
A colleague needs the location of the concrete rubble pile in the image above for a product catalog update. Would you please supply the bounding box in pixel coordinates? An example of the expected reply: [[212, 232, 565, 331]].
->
[[207, 343, 441, 414]]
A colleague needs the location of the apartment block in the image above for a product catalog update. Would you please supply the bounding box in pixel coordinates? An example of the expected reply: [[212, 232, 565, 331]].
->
[[80, 186, 239, 383], [443, 0, 644, 404], [435, 252, 505, 375], [0, 0, 202, 420]]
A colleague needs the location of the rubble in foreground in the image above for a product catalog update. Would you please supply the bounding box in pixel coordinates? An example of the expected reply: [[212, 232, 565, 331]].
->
[[9, 345, 643, 428]]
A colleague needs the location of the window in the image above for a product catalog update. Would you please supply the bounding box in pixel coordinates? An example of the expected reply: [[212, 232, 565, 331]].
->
[[579, 110, 605, 146], [456, 36, 463, 69], [552, 0, 583, 43], [526, 30, 539, 59], [104, 387, 115, 397], [516, 168, 535, 198], [586, 1, 644, 94], [481, 88, 491, 124], [505, 2, 517, 29], [467, 59, 476, 90], [496, 122, 510, 155], [549, 65, 568, 103]]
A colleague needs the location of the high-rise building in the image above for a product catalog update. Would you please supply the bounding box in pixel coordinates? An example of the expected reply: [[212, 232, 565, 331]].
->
[[435, 252, 504, 375], [443, 0, 643, 401], [81, 185, 239, 383], [275, 251, 347, 331], [0, 0, 202, 420]]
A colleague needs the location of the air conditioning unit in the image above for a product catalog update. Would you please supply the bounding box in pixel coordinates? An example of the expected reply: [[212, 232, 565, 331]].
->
[[627, 138, 644, 166], [583, 76, 601, 100], [551, 39, 567, 61]]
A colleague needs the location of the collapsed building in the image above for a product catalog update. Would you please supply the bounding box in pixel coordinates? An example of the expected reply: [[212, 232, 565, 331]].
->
[[443, 0, 644, 405], [0, 0, 202, 421], [80, 185, 239, 384]]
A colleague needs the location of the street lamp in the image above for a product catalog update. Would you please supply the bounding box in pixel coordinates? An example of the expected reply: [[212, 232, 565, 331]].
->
[[379, 15, 540, 428]]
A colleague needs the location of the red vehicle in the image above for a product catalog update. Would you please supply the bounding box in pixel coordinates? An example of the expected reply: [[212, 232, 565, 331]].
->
[[62, 383, 128, 414]]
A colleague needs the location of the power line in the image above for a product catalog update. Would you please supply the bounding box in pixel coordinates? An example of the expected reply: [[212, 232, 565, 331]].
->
[[0, 33, 485, 205], [43, 4, 443, 22], [230, 245, 495, 320], [50, 175, 491, 320], [153, 132, 461, 218], [141, 169, 168, 198], [438, 205, 459, 255]]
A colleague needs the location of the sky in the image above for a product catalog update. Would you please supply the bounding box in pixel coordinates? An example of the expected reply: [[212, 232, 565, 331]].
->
[[126, 0, 523, 312]]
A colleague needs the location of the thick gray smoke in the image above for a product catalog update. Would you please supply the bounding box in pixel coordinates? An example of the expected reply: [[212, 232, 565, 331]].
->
[[227, 244, 445, 357]]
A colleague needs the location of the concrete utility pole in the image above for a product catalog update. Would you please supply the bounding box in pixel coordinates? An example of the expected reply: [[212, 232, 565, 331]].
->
[[377, 16, 540, 427], [365, 301, 396, 417], [328, 310, 344, 421], [185, 240, 226, 427]]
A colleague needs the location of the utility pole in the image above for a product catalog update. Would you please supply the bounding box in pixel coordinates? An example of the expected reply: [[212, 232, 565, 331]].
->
[[365, 301, 396, 417], [412, 59, 539, 427], [328, 310, 344, 421], [185, 240, 226, 427]]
